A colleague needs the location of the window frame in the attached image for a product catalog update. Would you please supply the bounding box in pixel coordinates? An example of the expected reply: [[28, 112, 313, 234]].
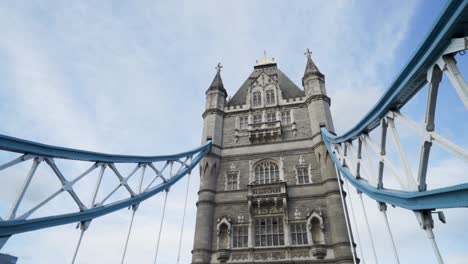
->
[[265, 90, 275, 105], [254, 160, 280, 184], [232, 225, 249, 248], [226, 172, 239, 191], [239, 116, 248, 130], [296, 166, 310, 184], [254, 217, 285, 247], [253, 114, 262, 124], [252, 91, 262, 107], [266, 112, 276, 123], [281, 111, 291, 125], [290, 222, 309, 245]]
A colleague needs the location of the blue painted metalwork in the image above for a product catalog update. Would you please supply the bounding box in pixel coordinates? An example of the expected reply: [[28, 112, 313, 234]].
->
[[0, 134, 211, 163], [322, 128, 468, 210], [327, 0, 468, 143], [0, 138, 211, 236], [321, 0, 468, 210]]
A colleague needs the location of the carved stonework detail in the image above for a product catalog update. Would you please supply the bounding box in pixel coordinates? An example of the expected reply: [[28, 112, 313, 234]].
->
[[230, 163, 237, 171], [231, 253, 249, 261], [290, 250, 310, 259], [253, 251, 286, 261], [294, 208, 301, 220], [237, 214, 244, 224], [311, 245, 327, 259], [252, 186, 281, 195]]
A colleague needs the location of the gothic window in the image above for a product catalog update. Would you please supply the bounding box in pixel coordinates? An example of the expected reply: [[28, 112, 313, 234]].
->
[[254, 161, 280, 184], [297, 167, 310, 184], [281, 111, 291, 124], [290, 223, 309, 245], [239, 116, 248, 129], [265, 90, 275, 105], [266, 112, 275, 122], [253, 92, 262, 107], [232, 225, 249, 248], [226, 173, 238, 190], [253, 115, 262, 124], [254, 217, 284, 247]]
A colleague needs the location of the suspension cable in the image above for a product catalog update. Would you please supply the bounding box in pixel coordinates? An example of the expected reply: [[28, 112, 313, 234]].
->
[[121, 165, 146, 264], [121, 207, 137, 264], [344, 176, 366, 264], [334, 166, 358, 264], [153, 189, 169, 264], [71, 225, 86, 264], [426, 228, 444, 264], [379, 203, 400, 263], [176, 172, 191, 264], [71, 165, 106, 263], [358, 192, 379, 263]]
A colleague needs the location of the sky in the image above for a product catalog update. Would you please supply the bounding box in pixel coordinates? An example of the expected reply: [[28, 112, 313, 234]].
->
[[0, 0, 467, 263]]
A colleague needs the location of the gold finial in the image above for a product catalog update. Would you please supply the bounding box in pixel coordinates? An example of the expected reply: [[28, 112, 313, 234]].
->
[[215, 62, 223, 73], [256, 50, 275, 66], [304, 48, 312, 58]]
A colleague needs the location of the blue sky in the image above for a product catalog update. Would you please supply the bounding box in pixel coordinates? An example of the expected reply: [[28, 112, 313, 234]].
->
[[0, 0, 467, 263]]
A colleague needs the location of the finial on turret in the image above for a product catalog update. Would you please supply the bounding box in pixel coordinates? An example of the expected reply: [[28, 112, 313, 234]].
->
[[206, 62, 227, 96], [302, 48, 324, 85], [215, 62, 223, 73], [255, 50, 276, 66]]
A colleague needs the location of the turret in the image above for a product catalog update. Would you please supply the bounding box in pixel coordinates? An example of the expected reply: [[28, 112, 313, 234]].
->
[[192, 63, 226, 264], [303, 49, 353, 261], [303, 49, 335, 135], [202, 63, 227, 147]]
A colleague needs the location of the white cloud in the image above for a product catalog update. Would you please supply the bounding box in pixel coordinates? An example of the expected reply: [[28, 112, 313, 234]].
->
[[2, 1, 467, 264]]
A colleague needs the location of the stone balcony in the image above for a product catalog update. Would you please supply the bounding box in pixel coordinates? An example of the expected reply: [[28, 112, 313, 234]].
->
[[248, 181, 287, 199], [248, 120, 282, 142], [247, 182, 287, 216]]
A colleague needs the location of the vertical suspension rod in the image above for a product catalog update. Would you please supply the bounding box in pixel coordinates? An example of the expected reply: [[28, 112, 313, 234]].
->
[[121, 164, 146, 264], [176, 171, 192, 264], [379, 203, 400, 263], [358, 192, 379, 263], [344, 173, 366, 264], [71, 164, 106, 264], [153, 190, 169, 264], [334, 165, 358, 264], [426, 228, 444, 264]]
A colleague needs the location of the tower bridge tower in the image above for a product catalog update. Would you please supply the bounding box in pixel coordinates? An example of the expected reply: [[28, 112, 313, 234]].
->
[[192, 52, 354, 264]]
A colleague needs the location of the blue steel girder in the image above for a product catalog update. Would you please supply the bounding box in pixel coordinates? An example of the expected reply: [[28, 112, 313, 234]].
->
[[328, 0, 468, 144], [322, 0, 468, 210], [323, 128, 468, 210], [0, 136, 211, 237]]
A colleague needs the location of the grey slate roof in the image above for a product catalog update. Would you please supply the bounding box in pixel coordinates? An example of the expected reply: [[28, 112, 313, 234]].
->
[[227, 64, 305, 106], [206, 70, 227, 95]]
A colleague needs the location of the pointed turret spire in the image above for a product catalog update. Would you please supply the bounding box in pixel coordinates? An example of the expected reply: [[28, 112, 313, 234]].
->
[[302, 49, 324, 85], [206, 62, 227, 96]]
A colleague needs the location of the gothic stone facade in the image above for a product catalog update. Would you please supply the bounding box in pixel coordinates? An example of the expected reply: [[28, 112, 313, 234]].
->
[[192, 54, 354, 264]]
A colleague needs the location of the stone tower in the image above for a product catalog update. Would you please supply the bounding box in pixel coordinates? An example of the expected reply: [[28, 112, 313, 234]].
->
[[192, 52, 354, 264]]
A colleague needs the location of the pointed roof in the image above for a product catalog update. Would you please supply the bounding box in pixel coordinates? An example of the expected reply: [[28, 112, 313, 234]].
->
[[227, 63, 305, 106], [302, 49, 324, 85], [206, 63, 227, 96]]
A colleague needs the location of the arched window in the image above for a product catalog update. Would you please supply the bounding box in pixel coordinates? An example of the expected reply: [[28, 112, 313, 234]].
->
[[253, 92, 262, 106], [254, 161, 280, 184], [265, 90, 275, 105]]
